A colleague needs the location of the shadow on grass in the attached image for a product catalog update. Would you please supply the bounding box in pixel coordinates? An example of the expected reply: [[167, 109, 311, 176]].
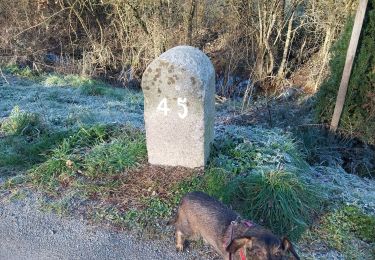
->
[[0, 130, 72, 177]]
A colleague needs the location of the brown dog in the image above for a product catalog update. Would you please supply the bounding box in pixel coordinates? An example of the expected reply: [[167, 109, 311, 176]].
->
[[171, 191, 300, 260]]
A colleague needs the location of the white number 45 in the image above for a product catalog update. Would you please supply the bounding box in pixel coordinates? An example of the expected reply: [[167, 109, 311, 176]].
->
[[157, 97, 188, 119]]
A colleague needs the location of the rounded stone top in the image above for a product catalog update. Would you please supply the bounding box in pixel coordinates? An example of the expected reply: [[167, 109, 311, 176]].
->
[[154, 45, 215, 89]]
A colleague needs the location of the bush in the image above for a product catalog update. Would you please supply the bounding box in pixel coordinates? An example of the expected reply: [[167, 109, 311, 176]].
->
[[316, 1, 375, 144]]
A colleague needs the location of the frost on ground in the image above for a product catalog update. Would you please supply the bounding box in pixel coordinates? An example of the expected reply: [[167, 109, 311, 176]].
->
[[1, 75, 375, 259], [312, 166, 375, 215], [0, 77, 144, 130]]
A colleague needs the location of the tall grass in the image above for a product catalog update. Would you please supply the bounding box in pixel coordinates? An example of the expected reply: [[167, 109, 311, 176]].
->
[[227, 169, 322, 239]]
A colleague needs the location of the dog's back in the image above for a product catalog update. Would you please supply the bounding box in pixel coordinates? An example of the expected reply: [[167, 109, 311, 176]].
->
[[174, 191, 238, 254]]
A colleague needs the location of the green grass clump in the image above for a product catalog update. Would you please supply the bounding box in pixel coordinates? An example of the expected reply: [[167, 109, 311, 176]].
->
[[29, 125, 145, 189], [227, 169, 321, 240], [29, 125, 115, 189], [84, 133, 147, 178], [0, 130, 71, 170], [29, 139, 78, 188], [1, 106, 44, 137]]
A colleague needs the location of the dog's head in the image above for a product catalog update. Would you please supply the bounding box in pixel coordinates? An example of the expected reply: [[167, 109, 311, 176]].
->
[[226, 228, 300, 260]]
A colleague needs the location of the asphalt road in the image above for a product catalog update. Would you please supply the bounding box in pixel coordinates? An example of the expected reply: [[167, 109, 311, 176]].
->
[[0, 195, 208, 260]]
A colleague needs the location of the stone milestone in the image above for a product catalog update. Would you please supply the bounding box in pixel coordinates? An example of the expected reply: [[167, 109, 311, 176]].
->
[[141, 46, 215, 168]]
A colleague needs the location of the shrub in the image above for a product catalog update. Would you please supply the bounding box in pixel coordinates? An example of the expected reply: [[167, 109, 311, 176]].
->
[[227, 169, 322, 240], [316, 1, 375, 144], [0, 106, 44, 137]]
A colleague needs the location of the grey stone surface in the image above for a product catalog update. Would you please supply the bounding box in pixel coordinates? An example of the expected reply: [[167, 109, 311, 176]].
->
[[141, 46, 215, 168]]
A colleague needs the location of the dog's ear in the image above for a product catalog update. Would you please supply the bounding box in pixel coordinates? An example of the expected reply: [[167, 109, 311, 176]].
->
[[281, 237, 300, 260], [226, 237, 252, 253]]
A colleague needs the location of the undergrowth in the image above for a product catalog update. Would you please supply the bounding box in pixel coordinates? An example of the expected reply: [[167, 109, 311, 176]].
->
[[3, 64, 40, 80], [304, 205, 375, 259], [294, 126, 375, 178]]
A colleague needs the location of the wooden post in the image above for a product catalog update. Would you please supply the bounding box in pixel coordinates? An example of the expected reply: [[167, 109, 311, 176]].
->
[[330, 0, 368, 131]]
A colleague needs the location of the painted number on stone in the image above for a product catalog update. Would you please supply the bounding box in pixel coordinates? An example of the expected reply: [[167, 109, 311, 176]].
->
[[157, 98, 188, 119], [157, 98, 171, 116]]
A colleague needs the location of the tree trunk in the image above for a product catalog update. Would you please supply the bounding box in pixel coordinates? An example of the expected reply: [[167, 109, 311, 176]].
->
[[186, 0, 197, 45]]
